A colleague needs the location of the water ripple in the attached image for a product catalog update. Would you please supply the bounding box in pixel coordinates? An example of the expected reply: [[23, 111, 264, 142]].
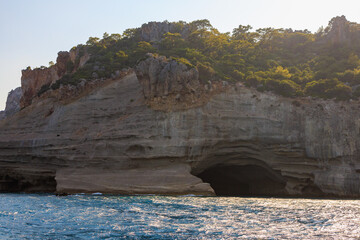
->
[[0, 194, 359, 239]]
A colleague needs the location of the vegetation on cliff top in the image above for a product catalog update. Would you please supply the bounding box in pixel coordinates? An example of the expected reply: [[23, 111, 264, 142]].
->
[[43, 15, 360, 100]]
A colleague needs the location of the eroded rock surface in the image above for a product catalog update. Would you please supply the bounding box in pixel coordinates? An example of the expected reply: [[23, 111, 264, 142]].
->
[[136, 54, 199, 98], [322, 15, 360, 45], [20, 48, 89, 108], [5, 87, 22, 116], [1, 61, 360, 197], [0, 87, 22, 121]]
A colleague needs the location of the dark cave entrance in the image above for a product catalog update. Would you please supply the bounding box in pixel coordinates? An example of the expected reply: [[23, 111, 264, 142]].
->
[[0, 172, 57, 193], [197, 165, 287, 197]]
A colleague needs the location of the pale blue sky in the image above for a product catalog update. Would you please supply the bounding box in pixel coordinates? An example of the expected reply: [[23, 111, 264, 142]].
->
[[1, 0, 359, 110]]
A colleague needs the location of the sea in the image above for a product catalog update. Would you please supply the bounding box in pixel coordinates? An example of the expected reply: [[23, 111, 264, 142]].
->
[[0, 194, 359, 239]]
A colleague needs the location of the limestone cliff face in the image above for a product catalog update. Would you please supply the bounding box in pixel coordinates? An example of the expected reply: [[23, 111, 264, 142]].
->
[[325, 16, 351, 45], [1, 59, 360, 197], [21, 66, 58, 108], [322, 15, 360, 45], [136, 54, 200, 98], [20, 49, 89, 108], [4, 87, 22, 116], [0, 87, 22, 121]]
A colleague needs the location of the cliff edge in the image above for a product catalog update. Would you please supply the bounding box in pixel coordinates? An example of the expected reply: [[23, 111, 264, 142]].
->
[[0, 55, 360, 197]]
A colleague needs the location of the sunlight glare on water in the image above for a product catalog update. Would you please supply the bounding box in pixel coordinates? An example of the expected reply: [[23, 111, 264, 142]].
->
[[0, 194, 359, 239]]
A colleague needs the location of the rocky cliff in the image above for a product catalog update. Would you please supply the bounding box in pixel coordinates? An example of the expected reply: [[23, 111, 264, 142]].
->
[[20, 49, 90, 108], [0, 87, 22, 120], [321, 15, 360, 45], [0, 55, 360, 197], [136, 54, 200, 98], [5, 87, 22, 116]]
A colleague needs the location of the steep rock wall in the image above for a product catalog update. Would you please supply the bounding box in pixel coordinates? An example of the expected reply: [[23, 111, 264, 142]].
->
[[0, 87, 22, 121], [136, 54, 200, 98], [0, 62, 360, 196], [20, 49, 89, 108], [4, 87, 22, 116]]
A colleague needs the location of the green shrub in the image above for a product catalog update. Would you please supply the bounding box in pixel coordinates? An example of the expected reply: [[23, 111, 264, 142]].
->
[[33, 18, 360, 101], [337, 68, 360, 85], [325, 84, 352, 100], [275, 80, 303, 97], [66, 60, 74, 73], [232, 70, 245, 81], [245, 72, 302, 97], [185, 48, 207, 64], [51, 74, 79, 90], [171, 57, 194, 69], [116, 50, 128, 59], [37, 83, 51, 97], [245, 74, 263, 87], [304, 78, 338, 98], [197, 62, 215, 82], [304, 78, 351, 99]]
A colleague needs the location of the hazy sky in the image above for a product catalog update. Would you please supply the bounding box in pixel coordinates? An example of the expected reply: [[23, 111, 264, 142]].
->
[[1, 0, 359, 110]]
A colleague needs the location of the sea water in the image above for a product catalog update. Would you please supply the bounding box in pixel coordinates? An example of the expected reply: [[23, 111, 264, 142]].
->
[[0, 194, 359, 239]]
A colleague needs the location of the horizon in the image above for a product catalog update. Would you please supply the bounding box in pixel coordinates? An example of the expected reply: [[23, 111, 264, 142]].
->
[[1, 0, 360, 110]]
